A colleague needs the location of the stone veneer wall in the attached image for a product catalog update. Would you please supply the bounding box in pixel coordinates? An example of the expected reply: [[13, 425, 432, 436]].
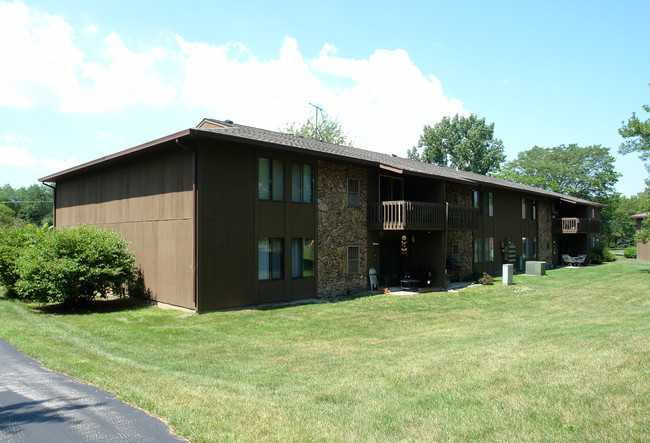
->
[[537, 199, 553, 265], [317, 160, 368, 297], [445, 183, 474, 278]]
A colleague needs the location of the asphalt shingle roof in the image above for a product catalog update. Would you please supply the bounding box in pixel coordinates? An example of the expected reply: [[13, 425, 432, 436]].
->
[[197, 120, 606, 207]]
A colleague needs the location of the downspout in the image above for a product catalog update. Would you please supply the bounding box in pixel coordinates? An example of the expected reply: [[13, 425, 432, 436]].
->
[[42, 182, 56, 228], [176, 139, 198, 311]]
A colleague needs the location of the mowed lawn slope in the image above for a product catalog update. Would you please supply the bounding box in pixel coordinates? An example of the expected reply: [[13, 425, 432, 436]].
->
[[1, 261, 648, 442]]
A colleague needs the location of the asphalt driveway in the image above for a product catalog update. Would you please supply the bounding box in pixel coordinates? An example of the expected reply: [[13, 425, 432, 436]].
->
[[0, 339, 184, 442]]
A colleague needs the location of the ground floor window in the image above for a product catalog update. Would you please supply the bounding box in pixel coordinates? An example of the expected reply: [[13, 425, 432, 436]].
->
[[451, 243, 460, 262], [474, 236, 494, 263], [522, 237, 528, 259], [347, 246, 360, 274], [258, 238, 284, 280], [292, 238, 315, 278]]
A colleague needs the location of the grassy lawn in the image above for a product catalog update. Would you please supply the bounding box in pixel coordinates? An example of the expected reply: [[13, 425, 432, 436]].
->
[[1, 261, 648, 442]]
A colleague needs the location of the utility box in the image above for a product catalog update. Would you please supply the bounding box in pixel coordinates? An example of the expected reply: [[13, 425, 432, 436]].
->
[[502, 264, 514, 285], [525, 261, 546, 276]]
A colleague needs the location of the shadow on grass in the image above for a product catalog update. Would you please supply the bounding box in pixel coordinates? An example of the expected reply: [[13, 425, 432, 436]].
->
[[245, 293, 377, 312], [33, 297, 151, 316]]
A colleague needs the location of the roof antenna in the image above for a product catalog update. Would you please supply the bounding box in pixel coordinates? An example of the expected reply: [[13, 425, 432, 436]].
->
[[309, 102, 324, 141]]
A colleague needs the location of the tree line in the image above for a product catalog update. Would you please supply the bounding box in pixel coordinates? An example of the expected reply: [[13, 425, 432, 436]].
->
[[0, 184, 54, 227]]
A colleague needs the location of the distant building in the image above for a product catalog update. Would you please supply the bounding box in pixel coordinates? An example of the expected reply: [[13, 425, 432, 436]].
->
[[40, 119, 605, 312], [631, 212, 649, 261]]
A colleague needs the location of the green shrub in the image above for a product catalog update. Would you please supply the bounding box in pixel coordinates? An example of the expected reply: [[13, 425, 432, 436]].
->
[[624, 246, 637, 259], [14, 225, 137, 306], [477, 272, 494, 285], [0, 224, 49, 298], [589, 243, 616, 263]]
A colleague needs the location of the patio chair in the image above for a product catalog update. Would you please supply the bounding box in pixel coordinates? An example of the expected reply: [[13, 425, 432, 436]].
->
[[562, 254, 576, 267], [575, 254, 587, 266]]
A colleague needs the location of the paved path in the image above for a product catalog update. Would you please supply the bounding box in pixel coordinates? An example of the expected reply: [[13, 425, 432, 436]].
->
[[0, 339, 184, 442]]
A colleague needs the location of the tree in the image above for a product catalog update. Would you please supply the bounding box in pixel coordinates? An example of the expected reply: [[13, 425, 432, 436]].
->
[[282, 115, 354, 146], [0, 184, 53, 225], [407, 114, 506, 175], [619, 85, 650, 175], [0, 204, 17, 227], [496, 144, 621, 201]]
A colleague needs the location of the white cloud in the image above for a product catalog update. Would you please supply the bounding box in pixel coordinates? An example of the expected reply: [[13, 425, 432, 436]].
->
[[0, 1, 465, 155], [0, 144, 35, 166], [0, 1, 175, 112], [40, 156, 81, 171], [176, 37, 465, 155]]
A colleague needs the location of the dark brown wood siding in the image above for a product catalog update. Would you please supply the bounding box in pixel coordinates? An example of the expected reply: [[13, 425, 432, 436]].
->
[[196, 142, 317, 311], [55, 145, 195, 310]]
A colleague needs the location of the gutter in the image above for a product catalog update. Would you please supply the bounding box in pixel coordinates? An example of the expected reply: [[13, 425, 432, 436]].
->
[[42, 182, 56, 228], [176, 138, 199, 312]]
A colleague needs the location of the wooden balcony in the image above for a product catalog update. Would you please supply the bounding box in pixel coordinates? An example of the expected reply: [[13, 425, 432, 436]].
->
[[368, 201, 478, 231], [552, 217, 600, 234]]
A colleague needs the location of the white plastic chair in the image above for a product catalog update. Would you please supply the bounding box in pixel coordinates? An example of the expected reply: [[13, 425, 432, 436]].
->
[[369, 267, 378, 290]]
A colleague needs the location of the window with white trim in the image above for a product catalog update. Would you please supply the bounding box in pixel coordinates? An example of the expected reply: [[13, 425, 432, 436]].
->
[[347, 246, 360, 274], [347, 178, 359, 207]]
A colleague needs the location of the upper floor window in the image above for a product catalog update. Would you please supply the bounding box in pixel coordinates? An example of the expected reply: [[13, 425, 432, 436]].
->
[[259, 158, 283, 201], [451, 192, 460, 206], [473, 190, 493, 216], [379, 175, 403, 201], [347, 178, 360, 207], [531, 201, 537, 220], [291, 163, 313, 203], [589, 207, 595, 219], [522, 198, 528, 219]]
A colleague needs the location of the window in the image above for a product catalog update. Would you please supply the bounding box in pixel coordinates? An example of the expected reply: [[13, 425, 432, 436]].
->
[[522, 237, 528, 259], [531, 201, 537, 220], [484, 237, 494, 263], [258, 238, 284, 280], [347, 246, 360, 274], [546, 242, 550, 258], [474, 237, 493, 263], [379, 175, 403, 201], [259, 158, 284, 201], [292, 238, 314, 278], [589, 207, 596, 219], [347, 178, 360, 207], [522, 198, 528, 219], [473, 190, 493, 216], [451, 192, 459, 206], [532, 237, 537, 259], [474, 235, 483, 263], [451, 243, 460, 262], [291, 163, 313, 203], [485, 192, 494, 216]]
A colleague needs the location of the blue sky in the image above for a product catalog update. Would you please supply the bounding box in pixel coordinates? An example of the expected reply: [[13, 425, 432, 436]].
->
[[1, 0, 648, 196]]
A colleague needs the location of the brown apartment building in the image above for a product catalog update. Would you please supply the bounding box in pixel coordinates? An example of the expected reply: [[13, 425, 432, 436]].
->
[[40, 119, 605, 312]]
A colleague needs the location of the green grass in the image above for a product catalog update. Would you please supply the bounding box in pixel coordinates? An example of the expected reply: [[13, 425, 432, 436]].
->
[[1, 261, 649, 442]]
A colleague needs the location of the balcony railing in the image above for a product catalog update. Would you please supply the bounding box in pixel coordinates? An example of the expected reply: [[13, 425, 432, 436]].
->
[[368, 201, 478, 231], [552, 217, 600, 234]]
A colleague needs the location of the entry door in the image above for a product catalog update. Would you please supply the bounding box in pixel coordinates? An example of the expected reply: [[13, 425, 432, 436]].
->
[[380, 239, 401, 286]]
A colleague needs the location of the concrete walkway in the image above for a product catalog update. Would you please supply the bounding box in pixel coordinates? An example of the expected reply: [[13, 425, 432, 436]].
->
[[0, 339, 183, 442]]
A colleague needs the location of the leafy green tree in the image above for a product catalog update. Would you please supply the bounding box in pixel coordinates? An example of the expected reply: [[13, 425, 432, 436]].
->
[[600, 194, 636, 247], [497, 144, 620, 201], [0, 184, 53, 225], [282, 115, 354, 146], [619, 85, 650, 175], [408, 114, 506, 175], [0, 204, 17, 227]]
